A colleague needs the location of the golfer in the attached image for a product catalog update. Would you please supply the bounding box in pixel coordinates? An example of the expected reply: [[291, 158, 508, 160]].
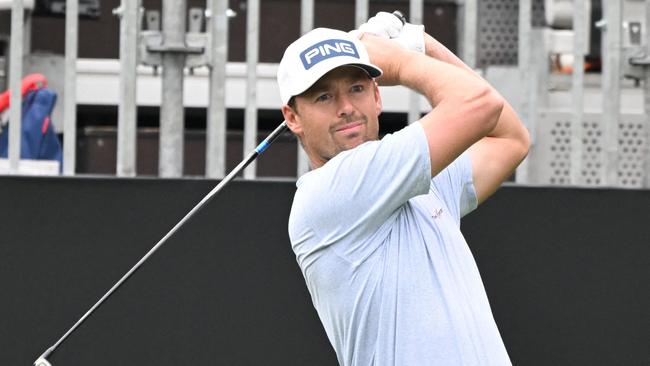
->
[[277, 13, 529, 366]]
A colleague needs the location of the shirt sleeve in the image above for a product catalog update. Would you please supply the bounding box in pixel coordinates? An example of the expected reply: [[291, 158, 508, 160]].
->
[[430, 151, 478, 223], [293, 122, 431, 262]]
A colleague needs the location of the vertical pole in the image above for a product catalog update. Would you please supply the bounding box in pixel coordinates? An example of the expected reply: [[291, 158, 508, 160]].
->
[[643, 0, 650, 188], [23, 9, 31, 56], [515, 0, 532, 183], [8, 0, 24, 173], [117, 0, 139, 177], [645, 68, 650, 187], [570, 0, 586, 185], [63, 0, 79, 175], [296, 0, 314, 176], [160, 0, 187, 177], [408, 0, 423, 124], [243, 0, 259, 179], [460, 0, 478, 68], [355, 0, 368, 28], [300, 0, 314, 34], [206, 0, 229, 178], [1, 41, 8, 92], [602, 0, 622, 186]]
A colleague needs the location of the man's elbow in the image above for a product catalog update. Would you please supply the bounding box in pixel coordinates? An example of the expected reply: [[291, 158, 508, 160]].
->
[[521, 126, 531, 154], [513, 119, 531, 163], [476, 87, 505, 134], [482, 88, 530, 161]]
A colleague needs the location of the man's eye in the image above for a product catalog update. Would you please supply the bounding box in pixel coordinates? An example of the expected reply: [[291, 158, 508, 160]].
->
[[351, 85, 364, 93], [315, 94, 330, 102]]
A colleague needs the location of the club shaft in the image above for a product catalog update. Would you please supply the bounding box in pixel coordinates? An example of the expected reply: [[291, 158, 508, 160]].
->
[[38, 121, 288, 362]]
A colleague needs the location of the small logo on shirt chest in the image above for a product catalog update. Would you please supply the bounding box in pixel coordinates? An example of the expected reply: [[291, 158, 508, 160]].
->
[[432, 208, 444, 219]]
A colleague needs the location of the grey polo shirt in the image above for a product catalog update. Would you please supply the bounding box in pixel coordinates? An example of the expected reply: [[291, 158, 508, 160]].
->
[[288, 122, 510, 366]]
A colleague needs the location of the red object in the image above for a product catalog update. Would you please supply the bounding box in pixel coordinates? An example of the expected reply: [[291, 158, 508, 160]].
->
[[0, 73, 48, 113], [41, 116, 51, 134]]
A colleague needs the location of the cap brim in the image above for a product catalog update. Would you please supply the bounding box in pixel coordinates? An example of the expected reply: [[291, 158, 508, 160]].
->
[[350, 64, 382, 79], [287, 60, 383, 102]]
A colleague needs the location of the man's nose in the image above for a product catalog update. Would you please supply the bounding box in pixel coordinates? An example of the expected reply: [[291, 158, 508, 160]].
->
[[336, 94, 355, 118]]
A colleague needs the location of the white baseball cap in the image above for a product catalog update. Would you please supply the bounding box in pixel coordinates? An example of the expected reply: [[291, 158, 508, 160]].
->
[[277, 28, 383, 105]]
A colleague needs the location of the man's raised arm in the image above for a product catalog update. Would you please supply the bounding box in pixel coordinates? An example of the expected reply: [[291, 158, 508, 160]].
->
[[419, 33, 530, 204], [359, 33, 506, 181]]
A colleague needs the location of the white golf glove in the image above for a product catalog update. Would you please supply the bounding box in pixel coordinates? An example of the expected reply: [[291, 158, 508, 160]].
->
[[396, 23, 425, 54], [352, 11, 425, 54], [357, 11, 403, 39]]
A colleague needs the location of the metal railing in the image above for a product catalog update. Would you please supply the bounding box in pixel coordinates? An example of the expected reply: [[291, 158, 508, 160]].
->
[[3, 0, 436, 179], [3, 0, 650, 188], [516, 0, 650, 188]]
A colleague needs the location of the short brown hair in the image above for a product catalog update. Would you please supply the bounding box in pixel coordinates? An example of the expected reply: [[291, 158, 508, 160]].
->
[[287, 96, 298, 114]]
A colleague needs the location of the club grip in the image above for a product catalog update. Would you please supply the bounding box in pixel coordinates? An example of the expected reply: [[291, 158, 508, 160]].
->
[[392, 10, 406, 25]]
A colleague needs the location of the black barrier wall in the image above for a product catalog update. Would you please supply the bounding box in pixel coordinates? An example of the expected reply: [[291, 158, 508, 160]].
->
[[1, 177, 648, 366]]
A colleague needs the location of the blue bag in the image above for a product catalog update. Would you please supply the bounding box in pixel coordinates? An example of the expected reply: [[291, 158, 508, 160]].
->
[[0, 79, 63, 170]]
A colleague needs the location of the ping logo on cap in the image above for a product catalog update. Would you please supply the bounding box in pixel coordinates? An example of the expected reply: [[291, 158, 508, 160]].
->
[[300, 39, 359, 70]]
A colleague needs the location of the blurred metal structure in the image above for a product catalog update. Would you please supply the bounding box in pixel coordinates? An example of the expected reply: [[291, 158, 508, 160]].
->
[[458, 0, 478, 69], [297, 0, 314, 176], [8, 0, 24, 173], [63, 0, 78, 175], [473, 0, 649, 189], [205, 0, 229, 179], [408, 0, 424, 124], [516, 0, 533, 183], [355, 0, 368, 28], [158, 0, 187, 177], [570, 0, 587, 185], [644, 1, 650, 188], [243, 0, 259, 179], [2, 0, 650, 188], [115, 0, 139, 177]]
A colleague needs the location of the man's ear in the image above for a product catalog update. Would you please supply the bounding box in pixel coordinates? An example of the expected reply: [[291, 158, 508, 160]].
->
[[282, 104, 303, 135], [373, 81, 383, 116]]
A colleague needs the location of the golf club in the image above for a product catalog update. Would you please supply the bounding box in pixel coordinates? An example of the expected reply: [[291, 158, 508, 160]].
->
[[33, 121, 289, 366]]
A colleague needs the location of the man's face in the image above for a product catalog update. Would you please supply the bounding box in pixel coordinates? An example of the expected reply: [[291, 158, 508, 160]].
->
[[282, 66, 382, 168]]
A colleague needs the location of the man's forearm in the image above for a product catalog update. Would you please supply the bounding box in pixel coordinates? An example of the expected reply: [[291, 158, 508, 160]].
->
[[422, 33, 527, 142], [361, 33, 504, 177]]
